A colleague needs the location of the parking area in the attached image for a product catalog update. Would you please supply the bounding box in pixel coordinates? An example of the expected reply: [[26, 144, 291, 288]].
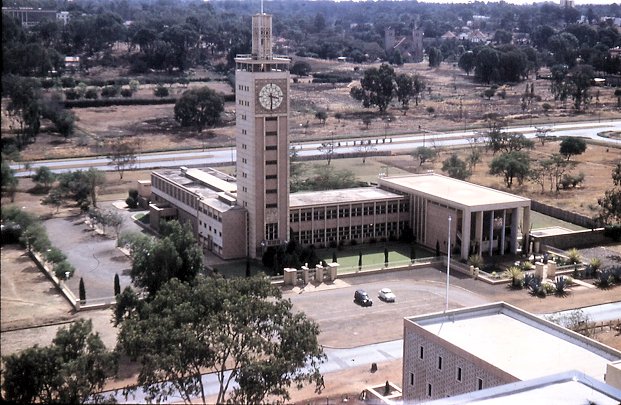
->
[[286, 268, 490, 348]]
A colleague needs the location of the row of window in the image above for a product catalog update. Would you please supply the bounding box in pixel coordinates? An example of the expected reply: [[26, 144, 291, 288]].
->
[[238, 99, 250, 106], [292, 222, 406, 245], [198, 205, 222, 222], [414, 346, 484, 395], [290, 203, 408, 222], [408, 372, 484, 397], [237, 84, 250, 92], [154, 178, 197, 210]]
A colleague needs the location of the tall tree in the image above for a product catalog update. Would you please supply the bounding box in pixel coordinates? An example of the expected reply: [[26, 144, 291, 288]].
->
[[128, 220, 202, 298], [442, 154, 471, 180], [395, 74, 413, 108], [458, 51, 476, 76], [350, 64, 396, 113], [117, 276, 325, 404], [174, 86, 224, 131], [2, 320, 117, 404], [107, 139, 137, 179], [489, 151, 531, 188], [559, 137, 587, 161], [32, 166, 56, 190], [1, 158, 18, 202], [598, 163, 621, 225]]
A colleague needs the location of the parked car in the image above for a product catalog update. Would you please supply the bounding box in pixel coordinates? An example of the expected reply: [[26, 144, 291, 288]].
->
[[378, 287, 396, 302], [354, 289, 373, 306]]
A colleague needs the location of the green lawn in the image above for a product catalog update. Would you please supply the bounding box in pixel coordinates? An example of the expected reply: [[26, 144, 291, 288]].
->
[[213, 243, 435, 278], [530, 211, 586, 231]]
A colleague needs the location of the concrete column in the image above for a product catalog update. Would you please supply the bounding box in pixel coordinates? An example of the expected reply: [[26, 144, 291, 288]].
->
[[301, 265, 309, 285], [475, 211, 483, 256], [523, 206, 531, 255], [461, 209, 471, 261], [535, 262, 545, 279], [511, 207, 519, 254], [500, 209, 506, 255], [326, 262, 339, 281], [489, 210, 494, 257], [547, 261, 557, 278], [284, 268, 297, 286], [315, 265, 324, 282]]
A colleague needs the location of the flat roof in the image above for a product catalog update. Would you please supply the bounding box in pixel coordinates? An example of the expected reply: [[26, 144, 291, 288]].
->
[[406, 302, 620, 382], [427, 371, 621, 404], [289, 187, 404, 208], [380, 173, 530, 210], [152, 168, 238, 213]]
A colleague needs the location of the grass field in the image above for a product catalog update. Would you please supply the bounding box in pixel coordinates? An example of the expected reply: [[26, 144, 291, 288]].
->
[[212, 243, 435, 278]]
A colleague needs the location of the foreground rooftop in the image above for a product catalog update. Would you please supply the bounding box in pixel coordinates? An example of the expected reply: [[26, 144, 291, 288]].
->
[[406, 302, 620, 382]]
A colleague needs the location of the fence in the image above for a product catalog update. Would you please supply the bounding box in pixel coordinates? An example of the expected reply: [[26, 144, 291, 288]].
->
[[574, 319, 621, 335], [531, 200, 599, 229]]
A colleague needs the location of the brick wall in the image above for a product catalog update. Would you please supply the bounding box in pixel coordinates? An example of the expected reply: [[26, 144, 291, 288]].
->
[[402, 321, 513, 401]]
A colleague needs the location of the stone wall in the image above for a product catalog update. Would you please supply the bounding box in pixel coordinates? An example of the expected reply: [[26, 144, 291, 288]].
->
[[533, 228, 612, 250]]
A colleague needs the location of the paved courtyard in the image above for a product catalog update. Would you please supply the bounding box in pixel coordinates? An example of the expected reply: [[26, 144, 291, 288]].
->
[[42, 202, 145, 303]]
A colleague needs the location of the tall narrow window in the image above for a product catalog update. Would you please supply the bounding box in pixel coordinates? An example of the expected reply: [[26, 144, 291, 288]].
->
[[477, 378, 483, 390], [409, 373, 415, 386], [427, 383, 432, 397], [438, 356, 443, 370], [419, 346, 424, 360], [457, 367, 462, 382]]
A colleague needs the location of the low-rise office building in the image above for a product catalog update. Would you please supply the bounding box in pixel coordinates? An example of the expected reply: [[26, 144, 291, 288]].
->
[[402, 302, 621, 402]]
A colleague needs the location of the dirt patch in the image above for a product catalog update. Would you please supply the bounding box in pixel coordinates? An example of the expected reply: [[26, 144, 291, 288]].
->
[[0, 245, 73, 332]]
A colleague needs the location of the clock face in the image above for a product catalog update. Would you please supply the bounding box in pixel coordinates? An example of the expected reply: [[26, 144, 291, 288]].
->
[[259, 83, 284, 111]]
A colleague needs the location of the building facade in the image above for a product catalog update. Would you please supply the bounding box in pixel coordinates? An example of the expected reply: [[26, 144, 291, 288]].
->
[[147, 11, 532, 263], [235, 13, 291, 258]]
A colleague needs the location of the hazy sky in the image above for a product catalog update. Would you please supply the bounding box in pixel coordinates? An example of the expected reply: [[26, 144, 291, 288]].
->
[[334, 0, 617, 5]]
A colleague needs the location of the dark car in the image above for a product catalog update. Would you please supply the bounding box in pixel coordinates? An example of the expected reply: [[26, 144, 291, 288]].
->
[[354, 289, 373, 306]]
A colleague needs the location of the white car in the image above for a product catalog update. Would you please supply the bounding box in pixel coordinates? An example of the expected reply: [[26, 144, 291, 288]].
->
[[378, 288, 396, 302]]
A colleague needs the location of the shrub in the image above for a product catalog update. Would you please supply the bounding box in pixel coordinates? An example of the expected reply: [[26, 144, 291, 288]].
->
[[121, 88, 133, 98], [350, 239, 358, 246], [596, 269, 614, 288], [61, 77, 76, 88], [589, 257, 602, 272], [54, 260, 75, 280], [154, 84, 169, 97], [503, 266, 524, 288], [543, 282, 555, 295], [566, 248, 582, 265], [84, 88, 99, 99], [101, 85, 120, 98], [468, 255, 484, 269], [426, 106, 435, 114], [65, 88, 80, 100], [45, 247, 66, 264], [604, 225, 621, 241], [125, 196, 138, 209], [520, 261, 534, 271], [542, 103, 552, 112], [554, 276, 567, 296]]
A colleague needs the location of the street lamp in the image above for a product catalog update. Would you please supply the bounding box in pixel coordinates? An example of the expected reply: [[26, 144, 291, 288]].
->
[[445, 215, 451, 312]]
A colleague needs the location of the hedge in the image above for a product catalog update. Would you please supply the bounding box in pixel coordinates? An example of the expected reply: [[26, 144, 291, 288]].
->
[[63, 92, 233, 108]]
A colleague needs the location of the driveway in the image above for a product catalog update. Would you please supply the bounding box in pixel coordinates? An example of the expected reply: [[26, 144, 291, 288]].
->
[[286, 268, 490, 348], [43, 202, 146, 303]]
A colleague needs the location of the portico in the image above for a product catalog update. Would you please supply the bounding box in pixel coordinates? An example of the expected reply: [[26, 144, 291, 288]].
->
[[379, 173, 531, 261]]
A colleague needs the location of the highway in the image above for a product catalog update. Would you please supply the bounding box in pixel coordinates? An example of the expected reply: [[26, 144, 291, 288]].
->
[[10, 119, 621, 177]]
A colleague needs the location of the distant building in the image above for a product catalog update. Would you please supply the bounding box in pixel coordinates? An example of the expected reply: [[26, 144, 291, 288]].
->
[[384, 27, 424, 63], [402, 302, 621, 402], [2, 7, 69, 28], [560, 0, 575, 8]]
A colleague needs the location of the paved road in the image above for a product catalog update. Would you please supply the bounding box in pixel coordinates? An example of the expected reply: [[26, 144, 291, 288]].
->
[[11, 119, 621, 176]]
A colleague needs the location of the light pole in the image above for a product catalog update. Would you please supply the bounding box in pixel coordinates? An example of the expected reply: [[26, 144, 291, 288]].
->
[[445, 215, 451, 312]]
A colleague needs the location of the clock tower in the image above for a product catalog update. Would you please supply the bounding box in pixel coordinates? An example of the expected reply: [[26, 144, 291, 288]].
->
[[235, 12, 290, 258]]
